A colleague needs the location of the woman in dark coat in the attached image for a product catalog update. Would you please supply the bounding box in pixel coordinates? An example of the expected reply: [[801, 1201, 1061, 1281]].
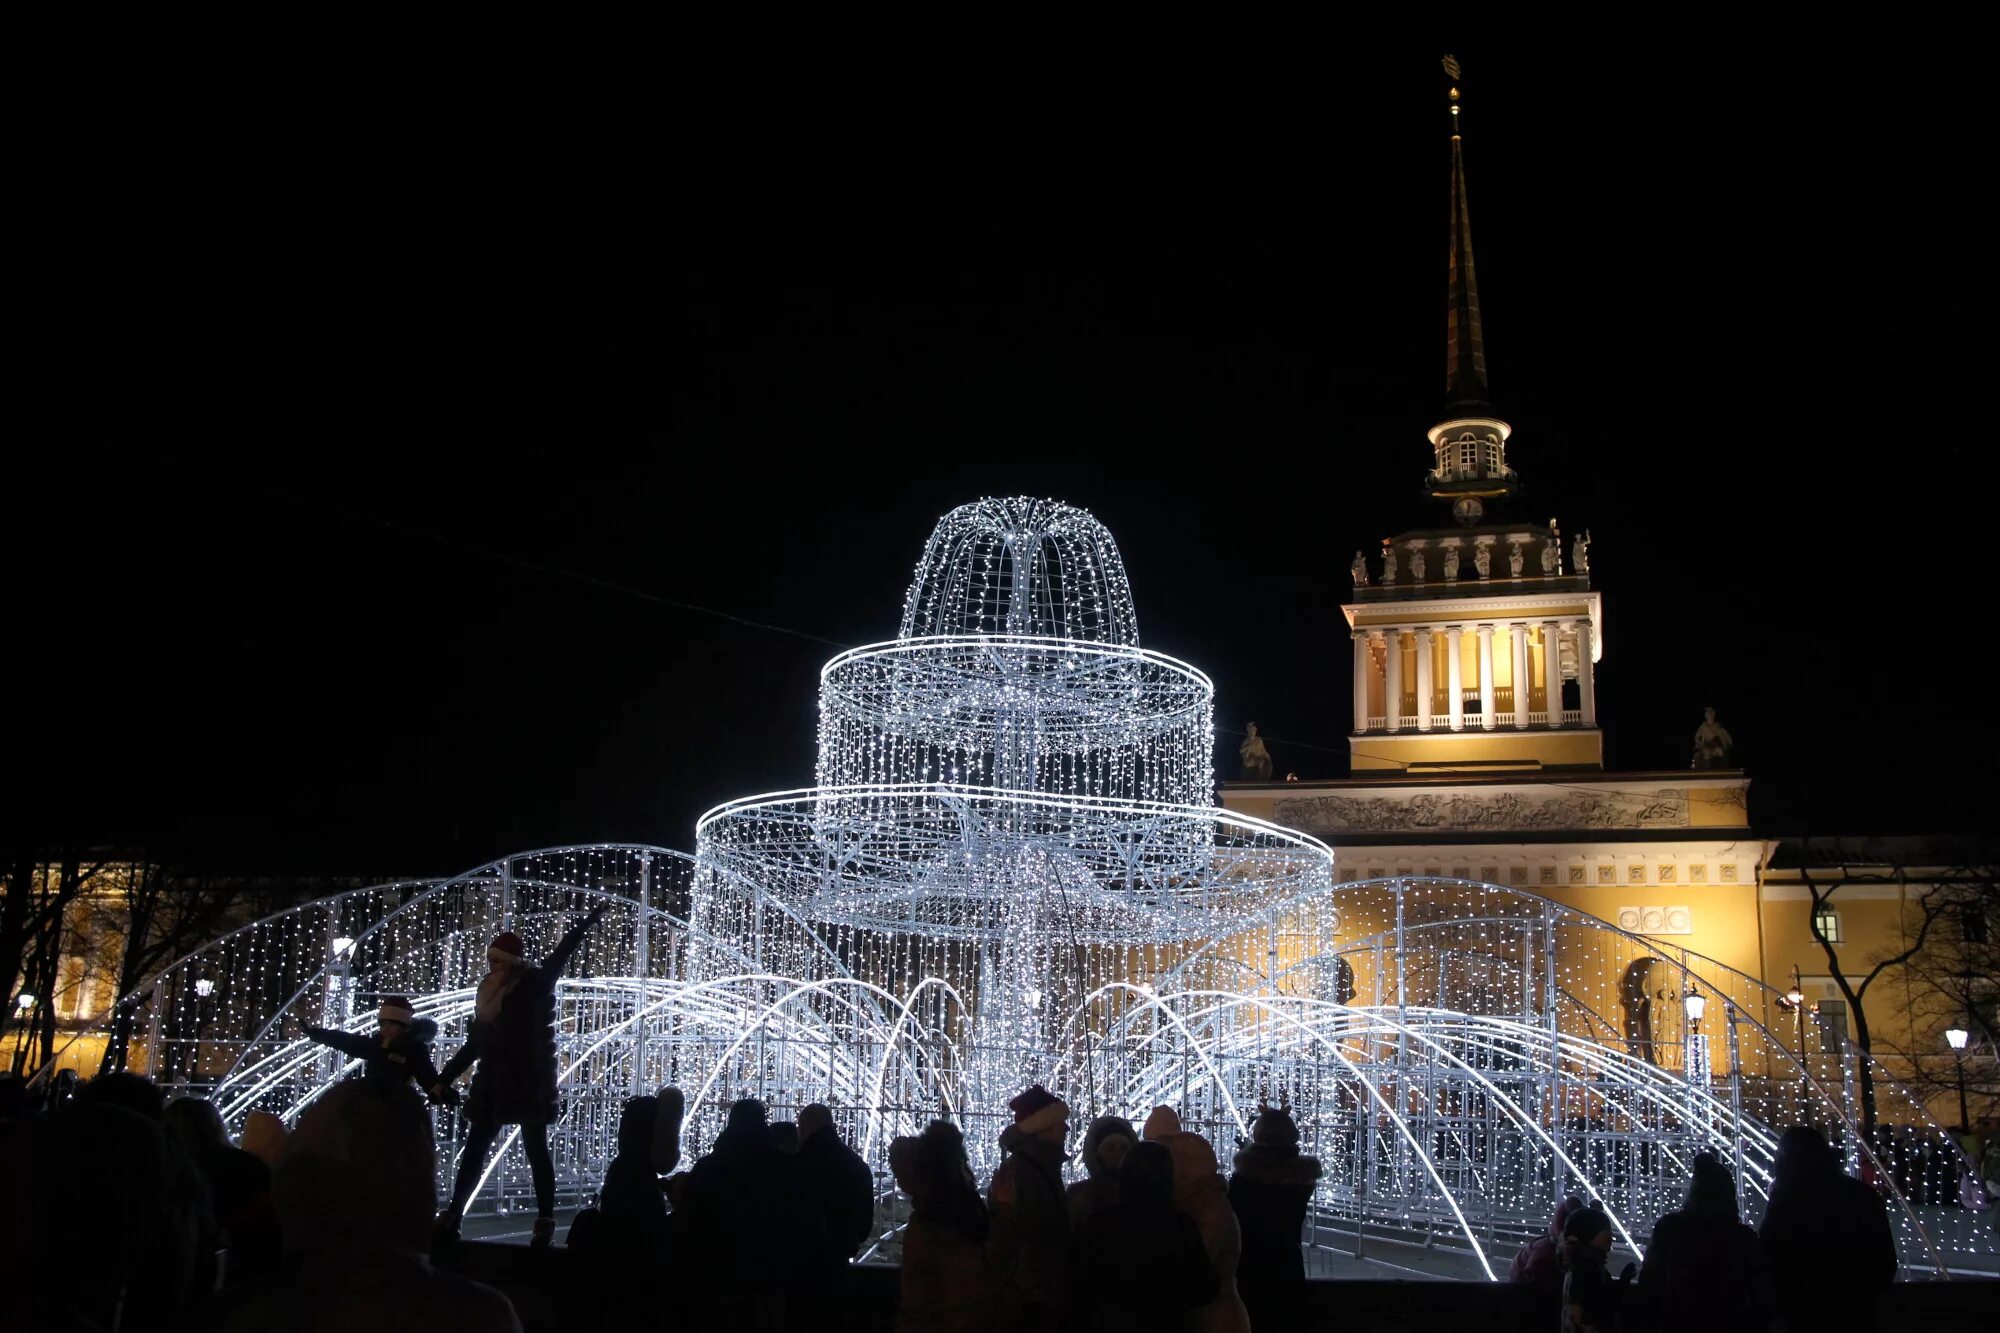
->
[[1637, 1152, 1768, 1333], [435, 902, 609, 1246], [1226, 1106, 1322, 1330]]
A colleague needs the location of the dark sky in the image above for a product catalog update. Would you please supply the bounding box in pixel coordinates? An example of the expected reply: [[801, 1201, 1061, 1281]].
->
[[14, 17, 1978, 875]]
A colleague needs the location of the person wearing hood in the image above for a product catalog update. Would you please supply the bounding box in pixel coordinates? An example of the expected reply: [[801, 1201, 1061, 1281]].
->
[[1066, 1114, 1136, 1230], [165, 1096, 283, 1282], [1071, 1139, 1219, 1333], [1142, 1104, 1183, 1143], [1167, 1130, 1250, 1333], [1560, 1204, 1620, 1333], [1638, 1152, 1768, 1333], [1228, 1106, 1323, 1330], [986, 1083, 1071, 1331], [892, 1120, 991, 1333], [302, 996, 454, 1103], [1759, 1126, 1895, 1333], [435, 902, 611, 1247], [677, 1097, 823, 1326], [1513, 1195, 1584, 1290]]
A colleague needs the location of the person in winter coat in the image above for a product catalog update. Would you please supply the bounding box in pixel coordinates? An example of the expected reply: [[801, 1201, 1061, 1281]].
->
[[241, 1110, 288, 1166], [986, 1084, 1072, 1331], [593, 1093, 671, 1251], [301, 995, 455, 1103], [1142, 1103, 1183, 1143], [1561, 1204, 1621, 1333], [1512, 1195, 1584, 1289], [1227, 1106, 1323, 1331], [677, 1097, 824, 1327], [891, 1121, 992, 1333], [1167, 1130, 1250, 1333], [435, 903, 610, 1246], [1637, 1152, 1768, 1333], [1759, 1126, 1896, 1333], [797, 1101, 877, 1261], [165, 1096, 283, 1282], [1072, 1139, 1219, 1333], [1066, 1114, 1136, 1231], [208, 1080, 520, 1333]]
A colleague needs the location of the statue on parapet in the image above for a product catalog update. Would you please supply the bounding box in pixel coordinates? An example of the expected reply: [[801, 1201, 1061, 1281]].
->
[[1691, 707, 1735, 770], [1350, 551, 1369, 587], [1239, 722, 1273, 782], [1572, 529, 1592, 575]]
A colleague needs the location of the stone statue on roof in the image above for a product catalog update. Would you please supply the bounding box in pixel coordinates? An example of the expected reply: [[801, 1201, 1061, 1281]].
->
[[1691, 707, 1735, 770]]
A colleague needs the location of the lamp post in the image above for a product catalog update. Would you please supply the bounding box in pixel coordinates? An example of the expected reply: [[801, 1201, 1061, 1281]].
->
[[1777, 966, 1808, 1106], [1683, 989, 1710, 1089], [1945, 1027, 1970, 1132]]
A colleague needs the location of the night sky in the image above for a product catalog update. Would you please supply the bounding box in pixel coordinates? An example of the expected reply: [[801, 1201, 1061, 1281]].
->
[[16, 18, 1976, 875]]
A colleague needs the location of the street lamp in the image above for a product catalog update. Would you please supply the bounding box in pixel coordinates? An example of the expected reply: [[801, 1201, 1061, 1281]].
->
[[193, 978, 216, 999], [13, 992, 33, 1013], [331, 936, 355, 959], [1684, 991, 1707, 1031], [1945, 1027, 1971, 1132]]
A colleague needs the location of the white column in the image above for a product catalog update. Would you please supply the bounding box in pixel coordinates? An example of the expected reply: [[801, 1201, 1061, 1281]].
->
[[1383, 629, 1403, 733], [1414, 628, 1434, 732], [1352, 631, 1370, 734], [1511, 623, 1531, 729], [1541, 619, 1562, 725], [1446, 626, 1465, 731], [1476, 624, 1496, 730], [1575, 619, 1597, 726]]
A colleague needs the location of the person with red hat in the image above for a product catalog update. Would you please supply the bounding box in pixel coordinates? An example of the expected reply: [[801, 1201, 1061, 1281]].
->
[[299, 995, 454, 1103], [434, 901, 611, 1247]]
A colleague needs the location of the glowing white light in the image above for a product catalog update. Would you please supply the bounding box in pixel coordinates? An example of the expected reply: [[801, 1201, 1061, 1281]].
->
[[194, 979, 216, 998], [14, 993, 32, 1012], [73, 498, 1994, 1279], [1945, 1027, 1969, 1051]]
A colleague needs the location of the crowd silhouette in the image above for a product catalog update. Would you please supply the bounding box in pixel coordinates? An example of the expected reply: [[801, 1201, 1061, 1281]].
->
[[0, 1043, 1962, 1332]]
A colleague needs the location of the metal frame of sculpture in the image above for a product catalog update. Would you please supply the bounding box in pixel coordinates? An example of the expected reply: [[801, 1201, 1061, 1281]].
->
[[54, 499, 1993, 1277]]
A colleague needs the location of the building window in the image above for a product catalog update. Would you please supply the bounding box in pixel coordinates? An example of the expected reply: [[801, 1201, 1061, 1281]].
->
[[1812, 906, 1842, 944], [1962, 906, 1991, 945]]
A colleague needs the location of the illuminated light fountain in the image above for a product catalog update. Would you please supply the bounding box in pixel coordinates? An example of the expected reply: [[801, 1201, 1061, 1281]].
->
[[57, 499, 1994, 1277]]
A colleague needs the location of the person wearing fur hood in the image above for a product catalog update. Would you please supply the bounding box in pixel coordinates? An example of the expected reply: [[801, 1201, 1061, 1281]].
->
[[300, 996, 453, 1103], [1226, 1106, 1323, 1331], [1065, 1114, 1136, 1230], [1167, 1129, 1250, 1333], [986, 1084, 1070, 1331]]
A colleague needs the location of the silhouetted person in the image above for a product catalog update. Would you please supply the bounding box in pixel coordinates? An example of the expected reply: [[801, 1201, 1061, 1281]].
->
[[679, 1097, 821, 1326], [77, 1071, 222, 1298], [242, 1109, 288, 1166], [1760, 1126, 1896, 1333], [1513, 1196, 1584, 1289], [796, 1101, 876, 1327], [1638, 1153, 1767, 1333], [436, 903, 610, 1246], [1228, 1106, 1323, 1331], [1072, 1139, 1218, 1332], [772, 1119, 801, 1152], [595, 1094, 670, 1250], [301, 995, 454, 1102], [1168, 1130, 1248, 1332], [1561, 1204, 1619, 1333], [0, 1086, 209, 1332], [986, 1084, 1071, 1331], [209, 1081, 519, 1332], [890, 1121, 991, 1333], [1067, 1114, 1136, 1230], [166, 1096, 283, 1282]]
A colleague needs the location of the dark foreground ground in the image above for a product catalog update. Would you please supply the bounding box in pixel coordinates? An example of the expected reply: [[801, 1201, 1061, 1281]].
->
[[437, 1238, 2000, 1333]]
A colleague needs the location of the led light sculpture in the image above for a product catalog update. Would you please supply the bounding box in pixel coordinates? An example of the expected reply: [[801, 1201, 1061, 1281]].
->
[[55, 500, 1994, 1277]]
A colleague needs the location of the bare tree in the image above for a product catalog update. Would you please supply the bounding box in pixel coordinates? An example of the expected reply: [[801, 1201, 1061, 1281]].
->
[[1869, 864, 2000, 1129], [2, 854, 111, 1074], [89, 862, 251, 1076], [1794, 836, 1994, 1135]]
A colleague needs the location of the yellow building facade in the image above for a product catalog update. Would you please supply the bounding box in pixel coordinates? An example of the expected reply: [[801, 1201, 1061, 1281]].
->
[[1220, 94, 1979, 1130]]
